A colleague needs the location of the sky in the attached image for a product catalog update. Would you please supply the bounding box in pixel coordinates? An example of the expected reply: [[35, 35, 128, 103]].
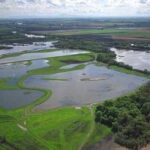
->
[[0, 0, 150, 18]]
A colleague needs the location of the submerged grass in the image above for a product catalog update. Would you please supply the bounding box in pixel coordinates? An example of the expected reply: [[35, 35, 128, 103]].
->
[[0, 79, 18, 90]]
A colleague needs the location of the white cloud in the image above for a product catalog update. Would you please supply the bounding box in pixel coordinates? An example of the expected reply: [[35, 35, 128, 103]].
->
[[0, 0, 149, 18]]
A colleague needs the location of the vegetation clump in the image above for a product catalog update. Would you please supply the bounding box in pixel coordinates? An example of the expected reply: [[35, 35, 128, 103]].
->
[[96, 52, 116, 64]]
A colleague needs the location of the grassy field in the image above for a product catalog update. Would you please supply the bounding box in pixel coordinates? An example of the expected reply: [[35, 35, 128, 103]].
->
[[0, 106, 92, 150], [48, 29, 124, 35], [46, 28, 150, 39]]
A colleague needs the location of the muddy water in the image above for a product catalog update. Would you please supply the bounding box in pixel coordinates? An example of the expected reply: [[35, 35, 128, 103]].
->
[[24, 64, 148, 110]]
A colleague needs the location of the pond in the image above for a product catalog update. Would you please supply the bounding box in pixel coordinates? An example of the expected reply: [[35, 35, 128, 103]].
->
[[0, 89, 43, 109], [24, 64, 148, 110], [111, 47, 150, 71]]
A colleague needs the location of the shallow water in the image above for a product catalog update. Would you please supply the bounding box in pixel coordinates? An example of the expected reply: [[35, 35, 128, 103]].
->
[[111, 47, 150, 71], [0, 90, 43, 109], [0, 59, 49, 87], [0, 59, 49, 109], [24, 64, 148, 110], [0, 50, 89, 64], [0, 59, 49, 78], [0, 41, 54, 56]]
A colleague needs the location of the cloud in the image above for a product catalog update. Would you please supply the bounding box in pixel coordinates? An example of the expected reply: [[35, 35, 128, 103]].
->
[[0, 0, 6, 3], [0, 0, 149, 18]]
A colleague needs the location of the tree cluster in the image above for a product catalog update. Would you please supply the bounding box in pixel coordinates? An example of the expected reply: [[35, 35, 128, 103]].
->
[[95, 82, 150, 150]]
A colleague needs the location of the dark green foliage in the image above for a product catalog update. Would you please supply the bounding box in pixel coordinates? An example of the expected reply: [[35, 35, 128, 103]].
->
[[110, 61, 133, 70], [56, 39, 106, 53], [96, 52, 116, 64], [95, 82, 150, 150], [141, 102, 150, 122], [0, 46, 12, 50], [115, 117, 150, 150]]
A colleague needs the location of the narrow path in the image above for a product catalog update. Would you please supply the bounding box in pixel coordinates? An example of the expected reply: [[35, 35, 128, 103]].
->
[[17, 124, 28, 131], [78, 104, 95, 150]]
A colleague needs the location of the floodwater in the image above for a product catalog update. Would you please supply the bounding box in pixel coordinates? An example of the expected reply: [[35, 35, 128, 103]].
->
[[0, 41, 149, 110], [0, 59, 49, 78], [0, 59, 49, 86], [0, 47, 89, 109], [0, 50, 89, 64], [0, 90, 43, 109], [24, 64, 148, 110], [24, 34, 45, 38], [0, 41, 54, 56], [111, 47, 150, 71]]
